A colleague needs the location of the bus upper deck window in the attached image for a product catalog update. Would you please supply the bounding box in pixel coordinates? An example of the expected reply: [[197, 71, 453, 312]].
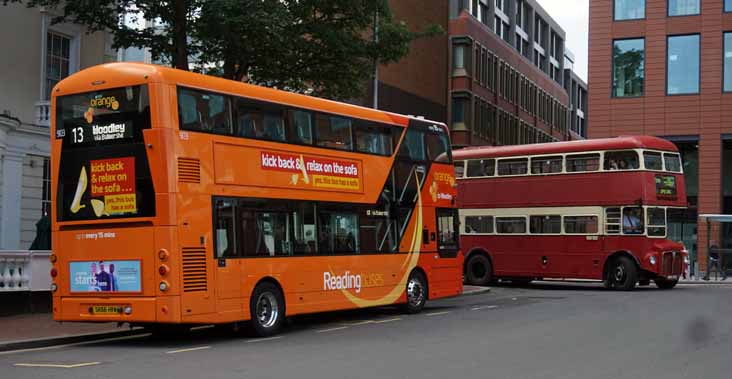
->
[[604, 150, 639, 170], [663, 153, 682, 173], [290, 110, 313, 145], [643, 152, 663, 171], [425, 132, 451, 163], [354, 122, 393, 156], [178, 88, 231, 134], [316, 115, 353, 151], [566, 153, 600, 172]]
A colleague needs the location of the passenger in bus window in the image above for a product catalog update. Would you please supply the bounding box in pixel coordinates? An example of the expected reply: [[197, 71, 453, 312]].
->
[[607, 159, 619, 170], [622, 208, 643, 234], [263, 114, 285, 142]]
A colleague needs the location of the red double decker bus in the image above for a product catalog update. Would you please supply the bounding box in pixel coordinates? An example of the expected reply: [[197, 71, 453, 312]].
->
[[454, 136, 688, 290]]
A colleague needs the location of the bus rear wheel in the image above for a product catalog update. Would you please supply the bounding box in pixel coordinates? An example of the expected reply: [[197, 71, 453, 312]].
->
[[465, 254, 492, 286], [402, 270, 427, 314], [654, 278, 679, 289], [606, 256, 638, 291], [249, 282, 285, 337]]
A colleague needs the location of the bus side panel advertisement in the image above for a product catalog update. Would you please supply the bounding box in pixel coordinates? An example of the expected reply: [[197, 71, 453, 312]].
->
[[260, 150, 363, 192], [69, 260, 141, 292]]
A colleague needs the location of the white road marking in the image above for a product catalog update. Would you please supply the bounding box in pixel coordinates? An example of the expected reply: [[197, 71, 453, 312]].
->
[[471, 305, 498, 311], [371, 317, 402, 324], [165, 346, 211, 354], [245, 336, 282, 343], [425, 311, 451, 316], [14, 362, 101, 368], [316, 326, 349, 333], [0, 333, 151, 356]]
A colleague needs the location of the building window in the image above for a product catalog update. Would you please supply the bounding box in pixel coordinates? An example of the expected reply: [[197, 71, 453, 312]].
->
[[612, 38, 645, 97], [451, 96, 470, 131], [668, 0, 700, 16], [615, 0, 645, 20], [495, 0, 503, 11], [479, 0, 489, 25], [42, 157, 51, 217], [667, 34, 700, 95], [726, 0, 732, 12], [453, 44, 467, 76], [450, 0, 469, 18], [725, 32, 732, 92], [46, 32, 71, 100]]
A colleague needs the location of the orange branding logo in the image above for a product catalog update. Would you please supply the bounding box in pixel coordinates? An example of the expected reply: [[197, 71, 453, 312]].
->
[[90, 96, 119, 110]]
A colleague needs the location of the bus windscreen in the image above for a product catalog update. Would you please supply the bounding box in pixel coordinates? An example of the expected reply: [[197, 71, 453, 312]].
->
[[55, 85, 155, 221]]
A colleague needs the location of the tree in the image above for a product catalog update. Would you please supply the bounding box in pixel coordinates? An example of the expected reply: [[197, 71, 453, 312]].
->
[[5, 0, 438, 100]]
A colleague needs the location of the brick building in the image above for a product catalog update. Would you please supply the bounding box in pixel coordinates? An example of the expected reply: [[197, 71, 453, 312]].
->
[[358, 0, 588, 148], [588, 0, 732, 274]]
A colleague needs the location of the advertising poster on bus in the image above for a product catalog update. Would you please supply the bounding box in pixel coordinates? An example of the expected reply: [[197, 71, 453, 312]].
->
[[69, 260, 142, 292]]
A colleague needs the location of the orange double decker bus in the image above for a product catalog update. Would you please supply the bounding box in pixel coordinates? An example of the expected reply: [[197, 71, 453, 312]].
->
[[50, 63, 462, 336]]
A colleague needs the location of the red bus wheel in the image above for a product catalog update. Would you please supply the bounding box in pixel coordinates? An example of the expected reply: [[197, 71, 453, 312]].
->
[[607, 256, 638, 291], [654, 278, 678, 289], [465, 254, 492, 286]]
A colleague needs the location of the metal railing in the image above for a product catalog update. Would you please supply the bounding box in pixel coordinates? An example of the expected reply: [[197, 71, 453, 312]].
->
[[0, 250, 51, 291]]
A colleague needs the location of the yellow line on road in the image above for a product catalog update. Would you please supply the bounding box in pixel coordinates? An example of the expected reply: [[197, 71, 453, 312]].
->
[[14, 362, 100, 368], [316, 326, 349, 333], [245, 336, 282, 343], [165, 346, 211, 354], [425, 311, 451, 316]]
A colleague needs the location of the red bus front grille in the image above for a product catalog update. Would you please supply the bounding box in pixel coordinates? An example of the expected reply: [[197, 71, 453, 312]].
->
[[661, 251, 683, 277]]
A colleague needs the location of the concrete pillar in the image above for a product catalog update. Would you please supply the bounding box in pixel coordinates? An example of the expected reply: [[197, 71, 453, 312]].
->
[[697, 133, 722, 274], [1, 149, 25, 249]]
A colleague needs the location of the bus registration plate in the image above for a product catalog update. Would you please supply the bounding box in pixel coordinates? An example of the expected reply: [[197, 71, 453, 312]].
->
[[91, 306, 122, 315]]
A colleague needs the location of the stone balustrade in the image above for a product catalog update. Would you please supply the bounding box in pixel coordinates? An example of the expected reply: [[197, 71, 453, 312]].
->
[[0, 251, 51, 292]]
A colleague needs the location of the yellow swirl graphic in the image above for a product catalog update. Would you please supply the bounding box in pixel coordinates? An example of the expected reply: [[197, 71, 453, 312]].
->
[[340, 192, 423, 307]]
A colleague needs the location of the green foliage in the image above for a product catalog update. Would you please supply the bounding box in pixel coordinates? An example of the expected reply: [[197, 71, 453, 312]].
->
[[4, 0, 440, 100]]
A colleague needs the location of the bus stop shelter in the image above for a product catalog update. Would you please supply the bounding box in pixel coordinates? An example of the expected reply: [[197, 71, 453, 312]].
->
[[699, 214, 732, 280]]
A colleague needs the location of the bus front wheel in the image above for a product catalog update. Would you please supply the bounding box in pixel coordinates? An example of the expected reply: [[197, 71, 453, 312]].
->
[[606, 256, 638, 291], [249, 282, 286, 337], [402, 270, 428, 314], [654, 278, 679, 289], [465, 254, 492, 286]]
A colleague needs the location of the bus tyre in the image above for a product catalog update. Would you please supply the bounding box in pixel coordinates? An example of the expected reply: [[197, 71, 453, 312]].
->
[[402, 270, 428, 314], [465, 254, 492, 286], [250, 282, 285, 337], [654, 278, 679, 289], [607, 256, 638, 291]]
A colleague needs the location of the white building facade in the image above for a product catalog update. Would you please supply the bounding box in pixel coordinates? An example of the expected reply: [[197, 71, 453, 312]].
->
[[0, 4, 115, 250]]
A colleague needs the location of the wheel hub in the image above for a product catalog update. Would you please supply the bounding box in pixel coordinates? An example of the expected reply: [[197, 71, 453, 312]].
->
[[407, 278, 424, 307], [614, 265, 626, 282], [256, 292, 279, 328]]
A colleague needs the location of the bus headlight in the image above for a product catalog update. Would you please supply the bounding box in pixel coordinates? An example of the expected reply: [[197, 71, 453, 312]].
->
[[159, 281, 169, 292], [123, 306, 133, 315], [650, 256, 657, 265], [51, 283, 58, 292]]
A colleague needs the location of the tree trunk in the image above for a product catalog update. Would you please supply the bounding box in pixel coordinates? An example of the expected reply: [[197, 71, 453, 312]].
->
[[173, 0, 189, 71]]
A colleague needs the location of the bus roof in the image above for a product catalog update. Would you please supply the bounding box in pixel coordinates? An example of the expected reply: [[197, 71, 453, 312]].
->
[[53, 62, 447, 130], [453, 136, 679, 160]]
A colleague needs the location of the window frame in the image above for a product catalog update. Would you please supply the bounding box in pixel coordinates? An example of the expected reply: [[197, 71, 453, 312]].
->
[[667, 0, 701, 17], [563, 215, 601, 235], [495, 216, 528, 234], [612, 37, 646, 98], [724, 31, 732, 93], [613, 0, 646, 21], [528, 215, 563, 235], [463, 215, 495, 234], [646, 207, 667, 238], [666, 34, 701, 96]]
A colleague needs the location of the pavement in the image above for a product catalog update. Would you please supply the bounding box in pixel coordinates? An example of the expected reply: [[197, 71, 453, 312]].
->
[[0, 282, 729, 379]]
